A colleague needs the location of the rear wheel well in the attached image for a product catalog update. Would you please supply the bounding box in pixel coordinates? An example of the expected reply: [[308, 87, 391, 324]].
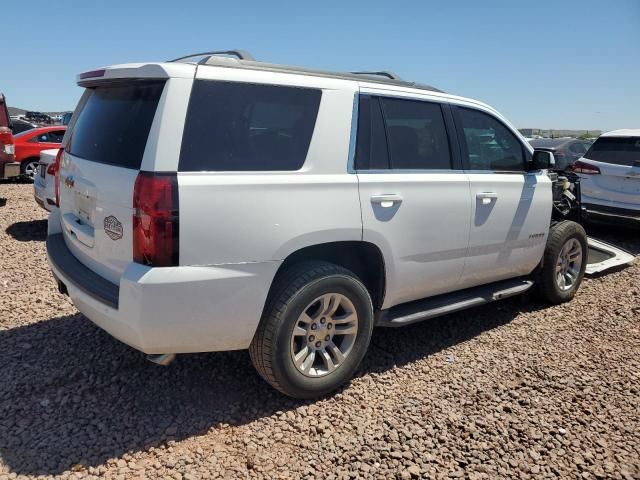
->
[[273, 242, 386, 309]]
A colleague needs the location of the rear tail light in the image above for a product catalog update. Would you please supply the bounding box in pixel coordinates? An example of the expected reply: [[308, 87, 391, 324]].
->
[[53, 148, 63, 206], [571, 160, 601, 175], [0, 127, 14, 158], [132, 172, 179, 267]]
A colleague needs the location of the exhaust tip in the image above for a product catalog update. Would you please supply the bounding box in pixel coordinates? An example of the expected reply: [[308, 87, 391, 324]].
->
[[146, 353, 176, 366]]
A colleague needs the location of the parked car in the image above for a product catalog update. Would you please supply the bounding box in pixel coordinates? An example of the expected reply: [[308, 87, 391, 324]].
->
[[0, 93, 19, 180], [529, 138, 593, 170], [33, 148, 60, 211], [13, 126, 66, 179], [572, 129, 640, 227], [10, 118, 37, 134], [62, 112, 73, 126], [25, 111, 53, 124], [47, 51, 591, 399]]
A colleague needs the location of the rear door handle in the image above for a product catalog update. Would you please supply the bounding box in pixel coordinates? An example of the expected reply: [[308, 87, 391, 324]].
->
[[476, 192, 498, 205], [371, 194, 403, 208]]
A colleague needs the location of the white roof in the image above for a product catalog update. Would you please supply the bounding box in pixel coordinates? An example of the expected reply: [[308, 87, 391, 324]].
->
[[601, 129, 640, 137]]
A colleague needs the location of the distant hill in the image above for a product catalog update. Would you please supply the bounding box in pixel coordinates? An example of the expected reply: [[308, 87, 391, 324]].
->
[[8, 107, 26, 116]]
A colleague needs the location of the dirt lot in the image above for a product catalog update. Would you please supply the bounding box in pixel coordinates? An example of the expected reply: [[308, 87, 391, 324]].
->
[[0, 182, 639, 480]]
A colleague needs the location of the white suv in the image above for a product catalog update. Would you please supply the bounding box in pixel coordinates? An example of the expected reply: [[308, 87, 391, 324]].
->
[[572, 129, 640, 227], [47, 51, 588, 398]]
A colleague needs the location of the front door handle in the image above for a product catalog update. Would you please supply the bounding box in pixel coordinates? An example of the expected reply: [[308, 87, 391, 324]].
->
[[476, 192, 498, 205], [371, 194, 403, 208]]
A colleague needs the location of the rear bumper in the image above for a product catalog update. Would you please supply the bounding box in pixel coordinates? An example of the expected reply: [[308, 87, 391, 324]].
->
[[33, 182, 55, 212], [46, 229, 279, 354], [0, 161, 20, 179]]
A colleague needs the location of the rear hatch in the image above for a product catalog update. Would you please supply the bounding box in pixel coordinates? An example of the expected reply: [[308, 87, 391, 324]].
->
[[58, 80, 166, 283], [579, 136, 640, 205]]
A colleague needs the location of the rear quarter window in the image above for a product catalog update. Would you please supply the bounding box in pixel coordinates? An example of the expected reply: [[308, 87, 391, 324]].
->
[[67, 81, 165, 169], [179, 80, 321, 172], [584, 137, 640, 166]]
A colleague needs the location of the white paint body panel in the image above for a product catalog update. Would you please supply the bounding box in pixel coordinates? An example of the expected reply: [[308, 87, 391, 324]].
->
[[48, 210, 277, 353], [462, 172, 551, 287], [180, 66, 360, 266], [359, 172, 471, 308]]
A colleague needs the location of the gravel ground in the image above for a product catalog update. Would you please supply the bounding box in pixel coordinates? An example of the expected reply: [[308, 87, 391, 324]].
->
[[0, 182, 639, 480]]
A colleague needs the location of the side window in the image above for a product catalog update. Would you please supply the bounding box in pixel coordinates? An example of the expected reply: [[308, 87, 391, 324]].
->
[[354, 96, 390, 169], [380, 97, 451, 169], [355, 95, 452, 170], [456, 107, 526, 171], [569, 142, 587, 154], [179, 80, 321, 171], [47, 130, 65, 143]]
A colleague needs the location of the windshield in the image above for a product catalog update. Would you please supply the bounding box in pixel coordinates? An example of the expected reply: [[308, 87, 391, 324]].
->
[[584, 137, 640, 166]]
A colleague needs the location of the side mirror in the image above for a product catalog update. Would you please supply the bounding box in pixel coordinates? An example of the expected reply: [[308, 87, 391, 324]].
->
[[531, 150, 555, 170]]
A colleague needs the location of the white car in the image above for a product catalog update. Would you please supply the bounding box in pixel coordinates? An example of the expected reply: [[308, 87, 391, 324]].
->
[[47, 50, 592, 398], [572, 129, 640, 227], [33, 148, 59, 211]]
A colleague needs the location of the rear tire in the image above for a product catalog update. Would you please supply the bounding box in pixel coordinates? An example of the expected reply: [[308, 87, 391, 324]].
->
[[21, 158, 39, 181], [249, 261, 374, 399], [537, 220, 587, 304]]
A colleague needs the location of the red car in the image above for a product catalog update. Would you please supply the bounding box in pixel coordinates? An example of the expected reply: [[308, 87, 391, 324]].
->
[[0, 93, 18, 180], [14, 126, 66, 179]]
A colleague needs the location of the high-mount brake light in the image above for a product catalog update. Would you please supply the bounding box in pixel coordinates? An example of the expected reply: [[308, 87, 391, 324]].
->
[[571, 160, 601, 175], [79, 69, 106, 80], [53, 148, 63, 206], [132, 172, 179, 267]]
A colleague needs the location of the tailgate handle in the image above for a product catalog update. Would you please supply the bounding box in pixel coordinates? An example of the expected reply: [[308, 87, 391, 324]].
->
[[62, 213, 95, 248]]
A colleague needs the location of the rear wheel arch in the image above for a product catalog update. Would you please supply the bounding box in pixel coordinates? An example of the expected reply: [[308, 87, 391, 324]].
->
[[269, 241, 387, 310]]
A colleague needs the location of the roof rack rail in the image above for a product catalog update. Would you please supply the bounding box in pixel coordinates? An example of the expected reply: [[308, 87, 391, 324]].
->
[[350, 71, 402, 80], [168, 50, 255, 63]]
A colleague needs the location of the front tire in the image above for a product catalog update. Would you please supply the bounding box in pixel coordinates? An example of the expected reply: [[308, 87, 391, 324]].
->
[[249, 261, 374, 399], [537, 220, 587, 304]]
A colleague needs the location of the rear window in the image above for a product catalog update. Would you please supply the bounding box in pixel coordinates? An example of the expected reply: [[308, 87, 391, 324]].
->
[[179, 80, 321, 171], [584, 137, 640, 166], [67, 81, 165, 169]]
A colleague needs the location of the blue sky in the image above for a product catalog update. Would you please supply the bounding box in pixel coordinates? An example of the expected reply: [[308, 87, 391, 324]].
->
[[3, 0, 638, 130]]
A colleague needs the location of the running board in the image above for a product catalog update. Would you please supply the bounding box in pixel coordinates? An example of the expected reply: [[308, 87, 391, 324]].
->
[[376, 278, 534, 327]]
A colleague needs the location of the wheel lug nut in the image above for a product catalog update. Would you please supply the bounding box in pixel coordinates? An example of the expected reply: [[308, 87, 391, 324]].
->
[[315, 341, 321, 348], [327, 323, 332, 329], [325, 335, 330, 341], [309, 335, 315, 342], [311, 323, 317, 330], [320, 317, 326, 324]]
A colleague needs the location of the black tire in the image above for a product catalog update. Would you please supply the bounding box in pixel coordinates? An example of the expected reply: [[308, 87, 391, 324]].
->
[[249, 261, 374, 399], [20, 158, 39, 181], [537, 220, 587, 304]]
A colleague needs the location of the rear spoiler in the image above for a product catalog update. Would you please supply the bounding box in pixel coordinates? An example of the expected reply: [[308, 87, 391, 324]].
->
[[76, 63, 195, 87]]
